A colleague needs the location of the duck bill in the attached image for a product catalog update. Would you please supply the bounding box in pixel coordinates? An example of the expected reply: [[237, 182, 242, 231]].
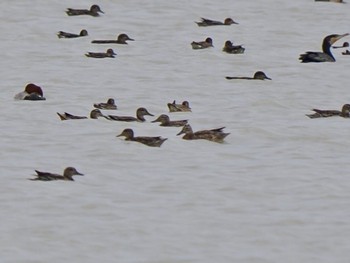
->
[[127, 37, 135, 41], [176, 130, 184, 136], [76, 171, 84, 176], [265, 76, 272, 80]]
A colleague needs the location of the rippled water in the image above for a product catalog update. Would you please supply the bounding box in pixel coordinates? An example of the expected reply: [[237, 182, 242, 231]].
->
[[1, 0, 350, 262]]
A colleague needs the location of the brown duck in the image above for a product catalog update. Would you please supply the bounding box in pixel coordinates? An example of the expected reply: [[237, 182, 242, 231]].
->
[[151, 114, 188, 127], [177, 124, 230, 143], [117, 128, 167, 147]]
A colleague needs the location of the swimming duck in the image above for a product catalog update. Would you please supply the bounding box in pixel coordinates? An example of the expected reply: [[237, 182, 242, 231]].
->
[[333, 42, 349, 49], [167, 100, 191, 112], [66, 5, 104, 17], [91, 33, 134, 44], [85, 49, 116, 58], [117, 128, 167, 147], [306, 104, 350, 118], [93, 98, 117, 110], [195, 17, 238, 27], [191, 37, 213, 49], [151, 114, 188, 127], [30, 167, 84, 181], [222, 40, 245, 54], [14, 83, 46, 101], [107, 107, 154, 122], [315, 0, 343, 2], [299, 33, 349, 62], [177, 124, 230, 143], [226, 71, 271, 80], [57, 29, 88, 39], [342, 50, 350, 55], [57, 109, 106, 120]]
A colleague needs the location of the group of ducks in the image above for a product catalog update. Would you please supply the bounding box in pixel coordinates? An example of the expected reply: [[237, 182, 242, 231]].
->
[[28, 96, 229, 181], [26, 3, 348, 181], [57, 4, 134, 58], [56, 98, 230, 146], [191, 17, 245, 54]]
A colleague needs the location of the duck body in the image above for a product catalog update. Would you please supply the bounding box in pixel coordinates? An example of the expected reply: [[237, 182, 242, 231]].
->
[[85, 49, 116, 58], [91, 34, 134, 44], [306, 104, 350, 118], [226, 71, 271, 80], [117, 128, 167, 147], [177, 124, 230, 143], [108, 107, 153, 122], [299, 33, 349, 62], [195, 17, 238, 27], [151, 114, 188, 127], [167, 100, 191, 112], [66, 5, 104, 16], [191, 37, 213, 49], [57, 29, 88, 39], [94, 98, 117, 110], [222, 40, 245, 54], [30, 167, 84, 181]]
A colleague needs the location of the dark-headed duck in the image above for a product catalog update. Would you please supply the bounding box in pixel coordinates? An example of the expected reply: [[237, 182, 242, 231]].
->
[[14, 83, 46, 101], [66, 5, 104, 17]]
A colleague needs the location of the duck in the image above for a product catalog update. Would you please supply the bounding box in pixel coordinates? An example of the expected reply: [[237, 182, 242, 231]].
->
[[151, 114, 188, 127], [91, 33, 134, 44], [306, 104, 350, 118], [14, 83, 46, 101], [222, 40, 245, 54], [66, 4, 104, 17], [342, 50, 350, 55], [195, 17, 238, 27], [57, 29, 88, 39], [30, 167, 84, 181], [57, 109, 106, 120], [85, 49, 116, 58], [107, 107, 154, 122], [93, 98, 117, 110], [191, 37, 213, 49], [299, 33, 349, 62], [167, 100, 191, 112], [177, 124, 230, 143], [226, 71, 271, 80], [333, 42, 349, 49], [117, 128, 167, 147], [315, 0, 344, 2]]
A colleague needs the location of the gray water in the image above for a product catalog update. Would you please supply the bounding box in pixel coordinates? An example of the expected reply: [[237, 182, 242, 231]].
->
[[1, 0, 350, 262]]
